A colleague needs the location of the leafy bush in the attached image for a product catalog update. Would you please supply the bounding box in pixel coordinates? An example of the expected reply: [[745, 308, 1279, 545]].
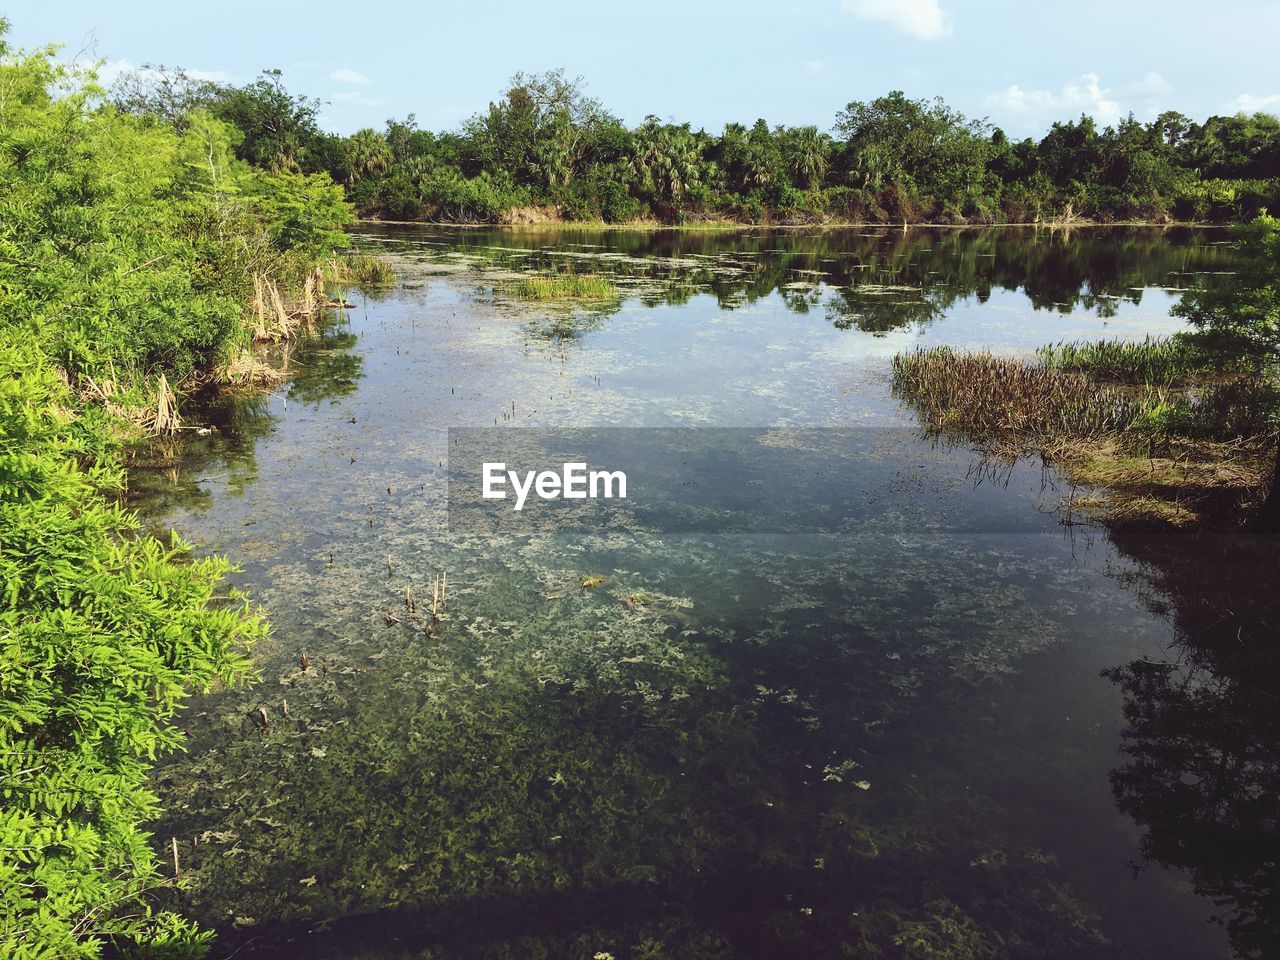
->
[[0, 25, 350, 956], [0, 344, 266, 959]]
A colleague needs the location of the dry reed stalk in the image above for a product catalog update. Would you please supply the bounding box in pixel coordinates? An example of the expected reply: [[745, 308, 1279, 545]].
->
[[301, 271, 315, 317], [222, 348, 285, 387], [252, 274, 269, 340], [152, 373, 179, 435], [269, 280, 292, 337]]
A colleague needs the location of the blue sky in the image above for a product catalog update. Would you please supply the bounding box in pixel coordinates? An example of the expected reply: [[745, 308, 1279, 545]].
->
[[8, 0, 1280, 137]]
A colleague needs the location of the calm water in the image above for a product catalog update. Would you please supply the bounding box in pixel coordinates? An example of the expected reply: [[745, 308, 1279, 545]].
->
[[135, 226, 1260, 958]]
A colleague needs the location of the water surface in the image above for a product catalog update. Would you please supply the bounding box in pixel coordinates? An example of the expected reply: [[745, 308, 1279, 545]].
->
[[137, 226, 1246, 959]]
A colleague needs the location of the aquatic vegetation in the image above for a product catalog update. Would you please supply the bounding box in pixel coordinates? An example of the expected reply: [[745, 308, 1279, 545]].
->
[[507, 273, 620, 301], [893, 343, 1277, 525], [142, 521, 1105, 958], [325, 253, 397, 287], [892, 347, 1141, 440], [1036, 335, 1217, 384]]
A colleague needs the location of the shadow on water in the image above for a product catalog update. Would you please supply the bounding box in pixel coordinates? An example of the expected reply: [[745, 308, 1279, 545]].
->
[[1098, 530, 1280, 960]]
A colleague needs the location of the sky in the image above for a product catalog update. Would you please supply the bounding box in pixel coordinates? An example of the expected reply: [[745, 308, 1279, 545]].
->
[[7, 0, 1280, 138]]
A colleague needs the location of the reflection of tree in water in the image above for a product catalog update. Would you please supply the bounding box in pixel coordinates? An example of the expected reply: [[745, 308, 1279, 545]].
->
[[127, 317, 365, 517], [824, 283, 955, 334], [365, 224, 1233, 337], [1102, 531, 1280, 959], [287, 325, 364, 404]]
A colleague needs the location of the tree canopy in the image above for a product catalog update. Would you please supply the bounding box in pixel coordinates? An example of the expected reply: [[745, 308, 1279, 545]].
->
[[104, 65, 1280, 226]]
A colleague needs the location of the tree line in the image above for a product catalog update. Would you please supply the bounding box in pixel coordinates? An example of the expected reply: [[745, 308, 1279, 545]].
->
[[113, 65, 1280, 225]]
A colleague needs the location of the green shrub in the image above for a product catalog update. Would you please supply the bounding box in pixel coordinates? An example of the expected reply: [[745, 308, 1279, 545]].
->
[[0, 344, 266, 958], [0, 27, 345, 956]]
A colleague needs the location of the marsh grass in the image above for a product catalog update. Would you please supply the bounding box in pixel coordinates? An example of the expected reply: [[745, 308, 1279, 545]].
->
[[1036, 336, 1216, 384], [892, 344, 1278, 526], [325, 253, 397, 286], [891, 348, 1143, 441], [507, 273, 620, 301]]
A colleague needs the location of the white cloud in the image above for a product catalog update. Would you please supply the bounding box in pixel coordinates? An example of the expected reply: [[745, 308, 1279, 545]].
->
[[803, 60, 825, 76], [841, 0, 951, 41], [329, 67, 370, 85], [1119, 71, 1173, 104], [986, 72, 1173, 132], [1223, 92, 1280, 115]]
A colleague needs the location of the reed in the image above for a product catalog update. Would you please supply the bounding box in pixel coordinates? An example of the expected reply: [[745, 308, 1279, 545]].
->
[[891, 345, 1278, 526], [248, 266, 332, 343], [891, 347, 1146, 442], [151, 372, 180, 435]]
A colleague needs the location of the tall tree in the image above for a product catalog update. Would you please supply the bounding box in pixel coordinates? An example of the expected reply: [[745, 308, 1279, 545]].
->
[[341, 127, 393, 185], [835, 91, 991, 210], [468, 69, 617, 190], [208, 69, 324, 173]]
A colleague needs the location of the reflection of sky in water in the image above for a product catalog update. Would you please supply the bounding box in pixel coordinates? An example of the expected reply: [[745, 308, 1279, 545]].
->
[[136, 228, 1231, 959]]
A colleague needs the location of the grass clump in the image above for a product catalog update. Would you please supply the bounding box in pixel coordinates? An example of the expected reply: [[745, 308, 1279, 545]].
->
[[891, 348, 1143, 440], [1035, 335, 1218, 384], [892, 343, 1279, 527], [326, 253, 397, 286], [507, 273, 620, 301]]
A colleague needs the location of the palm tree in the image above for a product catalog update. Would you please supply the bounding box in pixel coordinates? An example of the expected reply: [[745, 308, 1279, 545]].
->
[[633, 118, 704, 203], [788, 125, 830, 191], [342, 128, 392, 185]]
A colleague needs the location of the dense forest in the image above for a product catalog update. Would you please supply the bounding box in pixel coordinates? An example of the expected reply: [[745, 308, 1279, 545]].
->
[[112, 65, 1280, 225]]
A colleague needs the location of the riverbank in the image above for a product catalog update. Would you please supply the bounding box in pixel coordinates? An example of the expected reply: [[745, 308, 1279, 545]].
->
[[357, 215, 1234, 231]]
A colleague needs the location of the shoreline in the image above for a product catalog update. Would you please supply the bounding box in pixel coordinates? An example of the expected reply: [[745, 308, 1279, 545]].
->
[[355, 217, 1234, 232]]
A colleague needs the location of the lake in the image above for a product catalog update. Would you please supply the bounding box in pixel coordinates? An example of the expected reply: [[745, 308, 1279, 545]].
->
[[134, 226, 1253, 958]]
